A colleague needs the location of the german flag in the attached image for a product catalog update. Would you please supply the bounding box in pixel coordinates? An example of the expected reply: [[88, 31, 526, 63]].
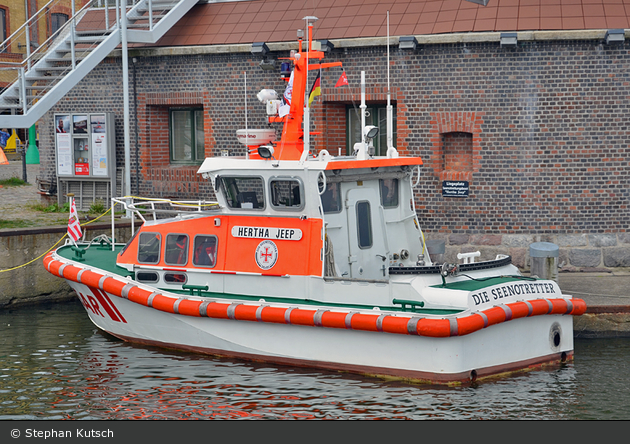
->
[[308, 72, 321, 107]]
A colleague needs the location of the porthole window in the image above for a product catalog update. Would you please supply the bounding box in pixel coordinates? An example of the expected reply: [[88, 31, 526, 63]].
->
[[136, 271, 159, 283], [164, 273, 187, 284], [138, 232, 161, 264]]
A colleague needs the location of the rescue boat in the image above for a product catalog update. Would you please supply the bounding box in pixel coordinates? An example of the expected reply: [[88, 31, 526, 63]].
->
[[45, 22, 586, 385]]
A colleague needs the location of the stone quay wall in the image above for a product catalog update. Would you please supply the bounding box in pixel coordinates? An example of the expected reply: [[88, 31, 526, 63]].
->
[[429, 233, 630, 272], [0, 223, 134, 308]]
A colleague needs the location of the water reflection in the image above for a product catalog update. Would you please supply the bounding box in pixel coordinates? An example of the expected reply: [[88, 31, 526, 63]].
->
[[1, 300, 629, 420]]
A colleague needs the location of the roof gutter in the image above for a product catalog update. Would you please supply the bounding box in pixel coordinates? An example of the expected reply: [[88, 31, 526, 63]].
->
[[114, 29, 628, 59]]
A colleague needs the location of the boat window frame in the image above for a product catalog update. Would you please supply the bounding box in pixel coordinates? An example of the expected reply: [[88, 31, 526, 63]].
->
[[135, 270, 160, 284], [356, 200, 373, 249], [269, 176, 305, 211], [137, 232, 162, 265], [164, 233, 190, 266], [321, 181, 342, 214], [379, 178, 399, 208], [164, 272, 188, 285], [192, 234, 219, 268], [219, 175, 266, 211]]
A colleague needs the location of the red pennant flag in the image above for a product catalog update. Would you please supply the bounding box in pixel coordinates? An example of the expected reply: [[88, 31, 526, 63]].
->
[[335, 71, 349, 88]]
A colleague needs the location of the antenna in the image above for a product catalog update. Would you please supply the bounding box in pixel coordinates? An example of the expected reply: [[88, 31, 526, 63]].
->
[[386, 11, 393, 151], [244, 71, 249, 159]]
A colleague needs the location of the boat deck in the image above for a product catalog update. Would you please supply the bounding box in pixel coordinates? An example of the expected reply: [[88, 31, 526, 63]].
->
[[55, 244, 462, 315]]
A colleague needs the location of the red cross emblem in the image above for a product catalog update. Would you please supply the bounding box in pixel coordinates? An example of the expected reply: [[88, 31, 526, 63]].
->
[[255, 240, 278, 270]]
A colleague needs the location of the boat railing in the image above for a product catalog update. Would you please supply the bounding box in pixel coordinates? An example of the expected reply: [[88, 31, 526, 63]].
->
[[110, 196, 220, 242]]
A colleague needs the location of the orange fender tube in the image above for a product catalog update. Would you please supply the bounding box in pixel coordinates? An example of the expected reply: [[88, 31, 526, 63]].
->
[[456, 313, 487, 336], [48, 256, 588, 338]]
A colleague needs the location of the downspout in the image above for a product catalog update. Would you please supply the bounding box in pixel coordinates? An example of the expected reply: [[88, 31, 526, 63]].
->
[[133, 57, 139, 195]]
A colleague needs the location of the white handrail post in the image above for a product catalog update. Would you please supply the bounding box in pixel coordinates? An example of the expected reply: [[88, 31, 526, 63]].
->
[[149, 0, 154, 32], [19, 68, 27, 113], [24, 0, 32, 71], [105, 0, 110, 30], [111, 199, 116, 251]]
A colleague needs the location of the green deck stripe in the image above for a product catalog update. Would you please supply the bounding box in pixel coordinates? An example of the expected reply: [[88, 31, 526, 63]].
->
[[431, 276, 535, 292]]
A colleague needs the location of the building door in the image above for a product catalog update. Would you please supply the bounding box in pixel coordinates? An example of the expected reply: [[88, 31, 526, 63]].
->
[[345, 187, 388, 279]]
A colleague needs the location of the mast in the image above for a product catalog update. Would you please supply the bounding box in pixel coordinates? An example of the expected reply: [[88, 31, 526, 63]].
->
[[386, 11, 393, 151], [270, 19, 342, 161]]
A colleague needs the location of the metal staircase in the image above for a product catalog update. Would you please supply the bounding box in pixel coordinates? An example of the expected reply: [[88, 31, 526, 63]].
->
[[0, 0, 198, 128]]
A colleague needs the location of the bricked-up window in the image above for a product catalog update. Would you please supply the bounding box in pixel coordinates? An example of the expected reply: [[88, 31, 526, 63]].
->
[[51, 13, 68, 35], [443, 132, 473, 172], [347, 106, 397, 156], [170, 108, 204, 163], [0, 9, 6, 52]]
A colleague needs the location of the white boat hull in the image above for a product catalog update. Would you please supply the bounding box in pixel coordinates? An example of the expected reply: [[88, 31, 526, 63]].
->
[[65, 279, 576, 384]]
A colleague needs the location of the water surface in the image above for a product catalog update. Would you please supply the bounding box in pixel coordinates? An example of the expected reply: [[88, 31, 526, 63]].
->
[[1, 300, 628, 420]]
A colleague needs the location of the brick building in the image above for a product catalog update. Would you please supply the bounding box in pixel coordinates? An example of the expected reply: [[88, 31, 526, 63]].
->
[[35, 0, 630, 270]]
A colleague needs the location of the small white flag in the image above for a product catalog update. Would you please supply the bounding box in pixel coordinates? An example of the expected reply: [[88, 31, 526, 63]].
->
[[67, 198, 82, 242]]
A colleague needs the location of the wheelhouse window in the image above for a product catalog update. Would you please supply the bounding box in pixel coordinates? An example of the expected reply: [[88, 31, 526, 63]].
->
[[193, 235, 218, 267], [220, 176, 265, 209], [270, 178, 303, 210], [50, 13, 68, 35], [356, 201, 373, 249], [138, 232, 161, 264], [321, 182, 341, 213], [380, 179, 399, 208], [347, 105, 397, 156], [170, 108, 204, 163], [164, 234, 189, 266]]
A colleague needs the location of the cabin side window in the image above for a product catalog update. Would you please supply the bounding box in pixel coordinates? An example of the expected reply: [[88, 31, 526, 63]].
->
[[380, 179, 399, 208], [270, 179, 303, 210], [321, 182, 341, 213], [164, 234, 189, 266], [356, 201, 373, 249], [138, 232, 161, 264], [193, 235, 218, 267], [221, 177, 265, 209]]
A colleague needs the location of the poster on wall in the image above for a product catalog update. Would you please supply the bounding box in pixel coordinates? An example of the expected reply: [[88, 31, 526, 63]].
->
[[56, 115, 70, 134], [90, 114, 106, 134], [56, 132, 72, 176], [91, 133, 108, 176], [73, 115, 88, 134]]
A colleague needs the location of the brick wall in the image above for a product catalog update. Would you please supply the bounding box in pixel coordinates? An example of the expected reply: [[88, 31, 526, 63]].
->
[[38, 39, 630, 269]]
